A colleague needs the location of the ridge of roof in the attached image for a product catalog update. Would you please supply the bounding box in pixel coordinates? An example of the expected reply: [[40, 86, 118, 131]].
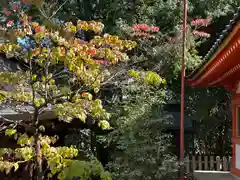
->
[[186, 7, 240, 80]]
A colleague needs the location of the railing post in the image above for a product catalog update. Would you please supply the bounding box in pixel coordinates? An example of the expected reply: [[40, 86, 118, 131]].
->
[[229, 157, 232, 171], [198, 156, 202, 170], [223, 156, 228, 171], [204, 156, 208, 170], [216, 156, 221, 171], [192, 155, 196, 171], [185, 156, 190, 174], [210, 156, 214, 170], [185, 155, 231, 175]]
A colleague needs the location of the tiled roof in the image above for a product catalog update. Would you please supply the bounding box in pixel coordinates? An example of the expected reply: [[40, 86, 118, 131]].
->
[[163, 104, 193, 130], [187, 7, 240, 79]]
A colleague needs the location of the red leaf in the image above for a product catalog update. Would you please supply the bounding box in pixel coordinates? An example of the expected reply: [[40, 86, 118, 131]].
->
[[192, 30, 210, 38], [152, 26, 159, 32], [4, 9, 12, 16], [191, 18, 212, 27], [95, 60, 107, 65]]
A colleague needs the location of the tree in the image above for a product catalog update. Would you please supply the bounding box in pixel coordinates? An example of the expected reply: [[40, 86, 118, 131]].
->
[[184, 87, 232, 155], [53, 0, 238, 168], [0, 10, 142, 179], [105, 81, 178, 180], [0, 1, 236, 179], [101, 15, 214, 179]]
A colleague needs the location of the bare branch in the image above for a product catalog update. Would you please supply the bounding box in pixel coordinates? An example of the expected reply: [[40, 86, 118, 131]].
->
[[102, 69, 127, 86], [3, 103, 32, 116], [0, 123, 7, 132], [0, 116, 18, 123], [37, 7, 49, 19], [49, 0, 70, 20]]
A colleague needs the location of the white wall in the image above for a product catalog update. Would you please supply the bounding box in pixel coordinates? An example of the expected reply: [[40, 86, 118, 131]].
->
[[236, 144, 240, 169]]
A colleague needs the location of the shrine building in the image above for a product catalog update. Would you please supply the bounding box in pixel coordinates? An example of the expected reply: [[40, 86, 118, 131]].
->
[[186, 7, 240, 180]]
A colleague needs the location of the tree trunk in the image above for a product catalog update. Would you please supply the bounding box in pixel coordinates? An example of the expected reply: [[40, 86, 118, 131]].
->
[[25, 161, 34, 180], [35, 132, 43, 180], [33, 109, 43, 180]]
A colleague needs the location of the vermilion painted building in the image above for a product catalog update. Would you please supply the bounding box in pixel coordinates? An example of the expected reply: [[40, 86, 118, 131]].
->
[[186, 7, 240, 179]]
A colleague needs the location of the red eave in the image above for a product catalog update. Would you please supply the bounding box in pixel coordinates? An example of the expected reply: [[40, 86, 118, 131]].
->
[[186, 23, 240, 89]]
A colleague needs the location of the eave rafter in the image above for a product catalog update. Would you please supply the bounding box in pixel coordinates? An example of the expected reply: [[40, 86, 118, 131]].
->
[[209, 63, 240, 86], [189, 37, 240, 86], [187, 23, 240, 87]]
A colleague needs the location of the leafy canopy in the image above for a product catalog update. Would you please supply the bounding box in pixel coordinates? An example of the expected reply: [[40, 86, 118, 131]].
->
[[0, 10, 140, 179]]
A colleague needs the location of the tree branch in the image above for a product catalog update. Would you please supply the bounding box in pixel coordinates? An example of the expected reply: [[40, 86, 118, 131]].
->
[[48, 0, 70, 20]]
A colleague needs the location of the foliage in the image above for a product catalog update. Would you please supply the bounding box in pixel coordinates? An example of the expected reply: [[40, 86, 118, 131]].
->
[[1, 132, 78, 178], [61, 159, 111, 180], [131, 23, 159, 38], [0, 0, 239, 179], [106, 82, 178, 180], [53, 0, 240, 173], [191, 18, 211, 38], [188, 0, 240, 18], [0, 0, 216, 80], [116, 20, 206, 82], [0, 9, 150, 179], [50, 0, 240, 33], [184, 87, 232, 155]]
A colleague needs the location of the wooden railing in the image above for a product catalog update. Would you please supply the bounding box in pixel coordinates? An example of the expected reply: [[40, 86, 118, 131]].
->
[[185, 155, 232, 174]]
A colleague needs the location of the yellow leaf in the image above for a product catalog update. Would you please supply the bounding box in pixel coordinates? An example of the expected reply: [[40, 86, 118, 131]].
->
[[5, 167, 10, 174], [98, 120, 110, 130], [77, 112, 87, 123], [68, 64, 73, 71], [41, 76, 46, 82], [13, 163, 19, 172], [49, 79, 55, 84], [94, 88, 99, 93], [162, 79, 167, 85], [5, 129, 17, 136], [32, 74, 37, 81]]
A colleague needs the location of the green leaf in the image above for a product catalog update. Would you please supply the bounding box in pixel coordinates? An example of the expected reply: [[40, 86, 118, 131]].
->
[[60, 86, 71, 95], [100, 171, 112, 180]]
